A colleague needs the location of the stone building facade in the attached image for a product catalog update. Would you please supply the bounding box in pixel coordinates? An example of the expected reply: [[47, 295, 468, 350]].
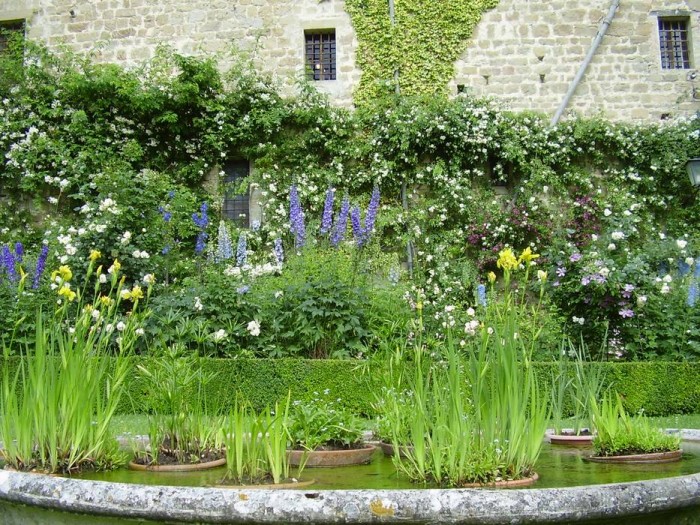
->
[[2, 0, 700, 121]]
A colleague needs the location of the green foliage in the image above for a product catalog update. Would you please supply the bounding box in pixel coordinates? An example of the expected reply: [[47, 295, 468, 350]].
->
[[591, 393, 681, 456], [287, 390, 366, 450], [345, 0, 499, 105]]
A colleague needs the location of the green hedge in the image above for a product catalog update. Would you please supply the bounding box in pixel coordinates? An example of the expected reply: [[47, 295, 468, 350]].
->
[[1, 358, 698, 417]]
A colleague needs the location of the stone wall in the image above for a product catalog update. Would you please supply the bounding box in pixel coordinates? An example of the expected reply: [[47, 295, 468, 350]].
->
[[2, 0, 700, 121], [0, 0, 360, 106], [452, 0, 700, 121]]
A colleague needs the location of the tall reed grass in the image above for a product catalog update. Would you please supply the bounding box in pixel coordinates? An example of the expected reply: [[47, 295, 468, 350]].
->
[[1, 256, 148, 473]]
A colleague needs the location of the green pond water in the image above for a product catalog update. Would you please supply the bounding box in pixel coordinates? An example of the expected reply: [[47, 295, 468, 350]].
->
[[1, 442, 699, 524]]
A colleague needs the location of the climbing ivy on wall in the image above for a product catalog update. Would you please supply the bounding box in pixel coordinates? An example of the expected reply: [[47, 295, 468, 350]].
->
[[344, 0, 499, 105]]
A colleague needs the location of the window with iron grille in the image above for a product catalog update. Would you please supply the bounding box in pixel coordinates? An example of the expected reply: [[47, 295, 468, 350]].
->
[[0, 19, 25, 54], [222, 160, 250, 228], [305, 30, 336, 81], [658, 17, 691, 69]]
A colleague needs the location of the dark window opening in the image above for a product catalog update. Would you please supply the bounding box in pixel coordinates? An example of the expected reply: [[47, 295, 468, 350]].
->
[[222, 160, 250, 228], [658, 18, 691, 69], [305, 30, 336, 81], [0, 19, 25, 54]]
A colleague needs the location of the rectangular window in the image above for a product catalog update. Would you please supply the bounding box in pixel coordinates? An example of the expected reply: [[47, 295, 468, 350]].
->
[[222, 160, 250, 228], [305, 30, 336, 81], [658, 17, 691, 69], [0, 19, 25, 54]]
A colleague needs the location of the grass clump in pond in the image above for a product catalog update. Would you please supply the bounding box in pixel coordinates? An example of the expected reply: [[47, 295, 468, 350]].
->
[[591, 393, 681, 457], [0, 256, 149, 474]]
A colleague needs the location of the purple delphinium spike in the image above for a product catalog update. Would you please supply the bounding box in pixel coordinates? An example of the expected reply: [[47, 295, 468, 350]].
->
[[477, 284, 487, 307], [330, 196, 350, 248], [320, 187, 335, 236], [694, 262, 700, 278], [678, 258, 691, 277], [363, 186, 381, 241], [274, 238, 284, 265], [195, 232, 208, 254], [350, 206, 363, 247], [14, 242, 24, 263], [1, 244, 17, 283], [236, 232, 247, 267], [32, 244, 49, 289], [216, 221, 233, 262], [192, 202, 209, 229], [289, 185, 306, 249]]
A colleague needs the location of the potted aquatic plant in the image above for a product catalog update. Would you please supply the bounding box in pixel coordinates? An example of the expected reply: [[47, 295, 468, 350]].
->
[[219, 398, 313, 488], [287, 390, 375, 467], [549, 339, 606, 445], [0, 254, 145, 474], [129, 345, 225, 471], [386, 248, 550, 487], [586, 392, 682, 463]]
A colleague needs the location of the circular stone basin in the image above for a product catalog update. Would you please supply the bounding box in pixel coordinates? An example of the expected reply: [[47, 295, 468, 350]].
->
[[0, 442, 698, 524]]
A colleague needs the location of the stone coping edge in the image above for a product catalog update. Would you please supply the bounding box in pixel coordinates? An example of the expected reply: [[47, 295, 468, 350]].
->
[[0, 469, 699, 524]]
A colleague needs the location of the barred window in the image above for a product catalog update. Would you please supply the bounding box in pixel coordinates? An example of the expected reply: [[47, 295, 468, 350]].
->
[[0, 19, 25, 54], [305, 30, 336, 81], [658, 18, 691, 69], [222, 160, 250, 228]]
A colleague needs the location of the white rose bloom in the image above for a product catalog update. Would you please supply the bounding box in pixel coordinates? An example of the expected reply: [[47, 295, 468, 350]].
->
[[660, 284, 671, 294], [662, 274, 673, 283], [247, 320, 261, 337], [685, 257, 695, 266], [611, 231, 625, 241], [607, 243, 616, 251], [99, 274, 107, 284], [116, 321, 126, 332], [677, 239, 688, 249], [466, 307, 475, 316]]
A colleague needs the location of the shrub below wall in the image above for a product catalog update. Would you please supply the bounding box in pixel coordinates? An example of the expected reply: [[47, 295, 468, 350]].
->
[[0, 358, 697, 417]]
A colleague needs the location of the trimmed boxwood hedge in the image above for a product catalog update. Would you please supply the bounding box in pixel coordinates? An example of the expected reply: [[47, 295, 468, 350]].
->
[[1, 358, 698, 417]]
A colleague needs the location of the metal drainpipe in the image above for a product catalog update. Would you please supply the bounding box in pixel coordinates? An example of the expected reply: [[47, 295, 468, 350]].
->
[[550, 0, 620, 126]]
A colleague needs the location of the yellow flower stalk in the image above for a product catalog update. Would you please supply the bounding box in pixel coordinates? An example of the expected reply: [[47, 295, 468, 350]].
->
[[496, 248, 518, 271], [537, 270, 548, 282], [89, 249, 101, 262], [487, 271, 497, 284], [51, 265, 73, 283], [58, 284, 77, 302], [129, 285, 144, 301], [519, 247, 540, 265]]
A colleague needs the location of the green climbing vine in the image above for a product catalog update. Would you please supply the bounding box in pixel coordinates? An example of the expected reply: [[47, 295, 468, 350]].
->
[[344, 0, 499, 105]]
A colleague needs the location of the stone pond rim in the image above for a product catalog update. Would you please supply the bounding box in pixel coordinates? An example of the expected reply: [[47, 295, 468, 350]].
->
[[0, 469, 699, 524]]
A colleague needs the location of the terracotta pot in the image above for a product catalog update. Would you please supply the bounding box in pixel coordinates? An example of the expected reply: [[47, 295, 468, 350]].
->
[[287, 444, 377, 467], [128, 457, 226, 472], [585, 449, 682, 464], [549, 434, 594, 446], [460, 472, 539, 488], [218, 478, 316, 490], [379, 441, 414, 458]]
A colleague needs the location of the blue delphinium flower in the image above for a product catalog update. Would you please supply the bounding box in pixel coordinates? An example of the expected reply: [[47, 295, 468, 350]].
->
[[216, 221, 233, 262], [1, 244, 17, 283], [236, 232, 247, 267], [695, 262, 700, 278], [14, 242, 24, 263], [330, 196, 350, 247], [195, 232, 207, 254], [237, 285, 250, 295], [192, 202, 209, 229], [477, 284, 487, 307], [192, 202, 209, 255], [350, 206, 363, 247], [289, 185, 306, 249], [320, 187, 335, 236], [274, 238, 284, 265], [688, 280, 698, 307], [678, 258, 691, 277], [33, 244, 49, 289]]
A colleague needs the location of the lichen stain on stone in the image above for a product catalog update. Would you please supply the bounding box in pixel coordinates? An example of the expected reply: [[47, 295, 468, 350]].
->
[[239, 493, 249, 501], [370, 498, 395, 517]]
